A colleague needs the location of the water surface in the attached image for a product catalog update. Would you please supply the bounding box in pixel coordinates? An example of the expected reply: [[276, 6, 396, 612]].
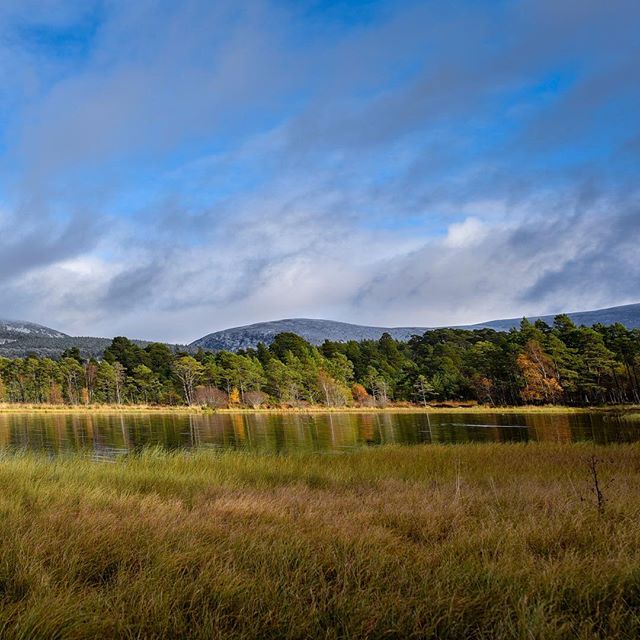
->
[[0, 411, 639, 458]]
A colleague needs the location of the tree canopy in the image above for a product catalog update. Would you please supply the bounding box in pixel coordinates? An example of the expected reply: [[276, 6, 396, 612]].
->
[[1, 319, 639, 407]]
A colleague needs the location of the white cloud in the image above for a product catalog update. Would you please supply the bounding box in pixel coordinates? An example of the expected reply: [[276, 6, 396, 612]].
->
[[0, 0, 638, 341], [443, 217, 488, 248]]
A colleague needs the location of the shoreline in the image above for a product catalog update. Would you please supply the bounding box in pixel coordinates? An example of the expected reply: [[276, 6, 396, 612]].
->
[[0, 402, 638, 415]]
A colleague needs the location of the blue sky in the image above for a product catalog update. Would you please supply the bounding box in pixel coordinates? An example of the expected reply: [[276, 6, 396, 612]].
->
[[0, 0, 638, 342]]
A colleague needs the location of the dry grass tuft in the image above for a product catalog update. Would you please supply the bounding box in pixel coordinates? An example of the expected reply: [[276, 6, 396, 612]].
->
[[0, 443, 637, 638]]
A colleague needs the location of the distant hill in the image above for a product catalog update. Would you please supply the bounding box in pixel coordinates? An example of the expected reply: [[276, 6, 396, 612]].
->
[[0, 319, 68, 342], [191, 303, 640, 351], [0, 319, 189, 359], [190, 319, 428, 352], [0, 336, 116, 359], [0, 334, 192, 359], [2, 302, 639, 358], [466, 302, 640, 332]]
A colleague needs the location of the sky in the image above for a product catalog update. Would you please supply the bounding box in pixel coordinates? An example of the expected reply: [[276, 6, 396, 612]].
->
[[0, 0, 638, 343]]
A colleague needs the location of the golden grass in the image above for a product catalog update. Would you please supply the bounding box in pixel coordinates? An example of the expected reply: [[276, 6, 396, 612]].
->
[[0, 403, 197, 414], [0, 443, 638, 638], [2, 402, 636, 415]]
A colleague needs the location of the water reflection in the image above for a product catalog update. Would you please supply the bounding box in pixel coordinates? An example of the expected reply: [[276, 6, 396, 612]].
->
[[0, 411, 638, 458]]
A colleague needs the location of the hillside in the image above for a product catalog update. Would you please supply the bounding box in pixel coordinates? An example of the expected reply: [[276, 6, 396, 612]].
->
[[0, 319, 68, 342], [191, 303, 640, 351], [0, 319, 189, 359], [2, 302, 639, 358], [467, 302, 640, 332], [190, 319, 428, 352]]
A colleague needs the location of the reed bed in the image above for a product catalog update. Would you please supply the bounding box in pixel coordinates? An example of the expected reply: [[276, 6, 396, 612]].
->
[[3, 402, 637, 415], [0, 443, 638, 638]]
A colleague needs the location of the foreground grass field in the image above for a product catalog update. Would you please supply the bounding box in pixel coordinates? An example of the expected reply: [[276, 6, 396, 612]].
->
[[0, 444, 638, 638]]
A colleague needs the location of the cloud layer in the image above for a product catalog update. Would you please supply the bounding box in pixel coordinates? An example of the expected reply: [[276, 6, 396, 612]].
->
[[0, 0, 638, 341]]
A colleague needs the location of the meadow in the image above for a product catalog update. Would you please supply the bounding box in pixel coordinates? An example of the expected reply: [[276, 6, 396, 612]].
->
[[0, 443, 638, 638]]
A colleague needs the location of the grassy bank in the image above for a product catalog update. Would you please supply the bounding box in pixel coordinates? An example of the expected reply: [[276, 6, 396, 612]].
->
[[0, 444, 638, 638], [1, 402, 638, 415]]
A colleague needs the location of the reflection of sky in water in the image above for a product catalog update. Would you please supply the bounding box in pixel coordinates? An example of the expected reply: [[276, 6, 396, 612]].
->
[[0, 412, 638, 458]]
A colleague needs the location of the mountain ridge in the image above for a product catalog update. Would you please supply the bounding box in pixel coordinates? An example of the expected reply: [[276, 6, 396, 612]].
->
[[0, 321, 186, 359], [191, 302, 640, 351], [0, 319, 68, 343], [2, 303, 639, 357]]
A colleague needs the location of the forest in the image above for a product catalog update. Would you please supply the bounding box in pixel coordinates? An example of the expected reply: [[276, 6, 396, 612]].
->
[[0, 315, 639, 407]]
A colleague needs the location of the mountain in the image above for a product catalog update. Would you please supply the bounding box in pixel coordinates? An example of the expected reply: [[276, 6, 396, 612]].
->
[[191, 303, 640, 351], [0, 319, 116, 358], [190, 319, 428, 352], [466, 302, 640, 332], [2, 302, 640, 358], [0, 319, 68, 343], [0, 319, 189, 359]]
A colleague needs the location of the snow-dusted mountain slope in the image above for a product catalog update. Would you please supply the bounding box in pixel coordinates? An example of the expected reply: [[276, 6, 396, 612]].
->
[[191, 303, 640, 351]]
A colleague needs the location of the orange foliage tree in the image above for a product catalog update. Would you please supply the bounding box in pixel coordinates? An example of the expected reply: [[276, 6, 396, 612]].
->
[[351, 383, 370, 405], [517, 340, 563, 403]]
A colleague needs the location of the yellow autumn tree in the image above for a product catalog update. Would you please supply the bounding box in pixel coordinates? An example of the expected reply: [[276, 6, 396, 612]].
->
[[517, 340, 563, 403], [229, 387, 241, 404], [49, 383, 64, 405], [351, 383, 369, 405]]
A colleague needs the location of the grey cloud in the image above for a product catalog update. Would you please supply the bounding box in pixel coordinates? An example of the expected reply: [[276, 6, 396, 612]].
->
[[101, 262, 164, 312], [521, 202, 640, 305], [13, 1, 299, 185], [353, 192, 640, 327], [0, 211, 101, 281], [0, 0, 639, 340]]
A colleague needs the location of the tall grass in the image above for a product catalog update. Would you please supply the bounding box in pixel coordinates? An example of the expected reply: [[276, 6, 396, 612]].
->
[[0, 443, 638, 638], [2, 402, 638, 415]]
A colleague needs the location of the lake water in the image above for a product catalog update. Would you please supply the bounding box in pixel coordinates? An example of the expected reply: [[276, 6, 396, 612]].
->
[[0, 411, 639, 458]]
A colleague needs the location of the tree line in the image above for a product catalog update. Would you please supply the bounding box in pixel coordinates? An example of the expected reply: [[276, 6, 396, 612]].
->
[[0, 316, 639, 407]]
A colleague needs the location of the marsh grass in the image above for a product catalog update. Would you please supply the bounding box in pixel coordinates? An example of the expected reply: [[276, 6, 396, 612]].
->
[[3, 402, 638, 415], [0, 443, 638, 638]]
